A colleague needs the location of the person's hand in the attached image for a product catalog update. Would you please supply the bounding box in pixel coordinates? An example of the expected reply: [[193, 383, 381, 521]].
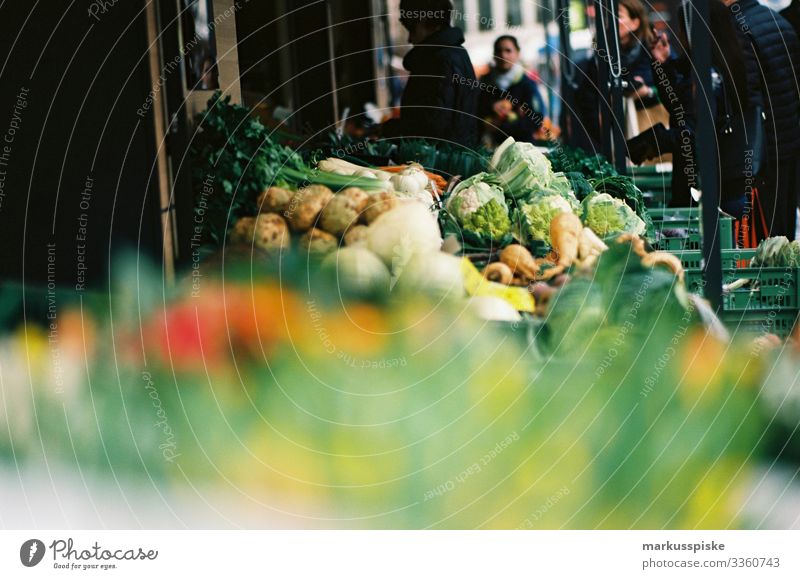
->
[[626, 123, 668, 164], [633, 76, 654, 99], [493, 99, 513, 118], [651, 31, 670, 64]]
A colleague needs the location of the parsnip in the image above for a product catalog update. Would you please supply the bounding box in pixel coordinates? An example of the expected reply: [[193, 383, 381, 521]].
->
[[578, 227, 608, 264], [549, 212, 582, 267], [483, 262, 514, 284], [640, 251, 685, 282], [499, 244, 540, 281]]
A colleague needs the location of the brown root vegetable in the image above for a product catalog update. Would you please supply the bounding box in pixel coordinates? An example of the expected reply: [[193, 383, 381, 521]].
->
[[641, 251, 685, 282], [536, 264, 566, 281], [499, 244, 540, 281], [285, 185, 334, 231], [257, 186, 294, 213], [230, 217, 256, 243], [549, 212, 582, 267], [344, 224, 369, 246], [363, 191, 398, 224], [320, 191, 365, 236], [483, 262, 514, 284], [616, 232, 647, 257], [299, 227, 338, 254], [230, 213, 290, 251], [510, 275, 531, 286], [340, 187, 370, 214]]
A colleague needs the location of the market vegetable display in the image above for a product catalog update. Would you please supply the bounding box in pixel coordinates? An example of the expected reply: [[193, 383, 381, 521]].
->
[[438, 138, 654, 265], [0, 253, 773, 529], [190, 93, 392, 244]]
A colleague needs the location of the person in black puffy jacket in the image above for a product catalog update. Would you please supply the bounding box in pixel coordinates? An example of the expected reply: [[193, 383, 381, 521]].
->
[[383, 0, 479, 148], [725, 0, 800, 240], [782, 0, 800, 41], [626, 0, 757, 219]]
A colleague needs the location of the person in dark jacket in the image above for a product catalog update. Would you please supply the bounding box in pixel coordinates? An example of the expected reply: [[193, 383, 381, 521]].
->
[[626, 0, 757, 219], [725, 0, 800, 240], [383, 0, 478, 147], [781, 0, 800, 41], [574, 0, 658, 147], [478, 35, 545, 146]]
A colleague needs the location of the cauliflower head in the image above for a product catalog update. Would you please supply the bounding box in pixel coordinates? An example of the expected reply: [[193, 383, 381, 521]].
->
[[515, 193, 576, 244], [446, 172, 511, 240], [489, 137, 554, 199], [581, 192, 646, 238]]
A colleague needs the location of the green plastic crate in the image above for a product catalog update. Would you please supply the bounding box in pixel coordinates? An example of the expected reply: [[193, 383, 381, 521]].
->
[[720, 309, 797, 338], [724, 267, 800, 311], [681, 249, 799, 338], [651, 216, 733, 252], [672, 248, 755, 271]]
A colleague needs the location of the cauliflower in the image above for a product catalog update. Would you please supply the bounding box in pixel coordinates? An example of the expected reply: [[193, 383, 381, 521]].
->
[[489, 136, 554, 199], [514, 193, 577, 245], [320, 188, 369, 236], [446, 173, 511, 241], [581, 192, 646, 238], [230, 213, 290, 251]]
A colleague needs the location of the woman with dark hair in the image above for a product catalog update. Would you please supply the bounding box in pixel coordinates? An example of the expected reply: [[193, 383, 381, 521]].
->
[[573, 0, 658, 147], [626, 0, 759, 218], [617, 0, 658, 102], [478, 35, 545, 145], [382, 0, 479, 147]]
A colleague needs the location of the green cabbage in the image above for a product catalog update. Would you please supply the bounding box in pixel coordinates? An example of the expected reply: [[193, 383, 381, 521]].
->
[[581, 192, 646, 238], [489, 137, 554, 199], [446, 173, 511, 241], [779, 240, 800, 267], [751, 236, 800, 267], [514, 192, 578, 245]]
